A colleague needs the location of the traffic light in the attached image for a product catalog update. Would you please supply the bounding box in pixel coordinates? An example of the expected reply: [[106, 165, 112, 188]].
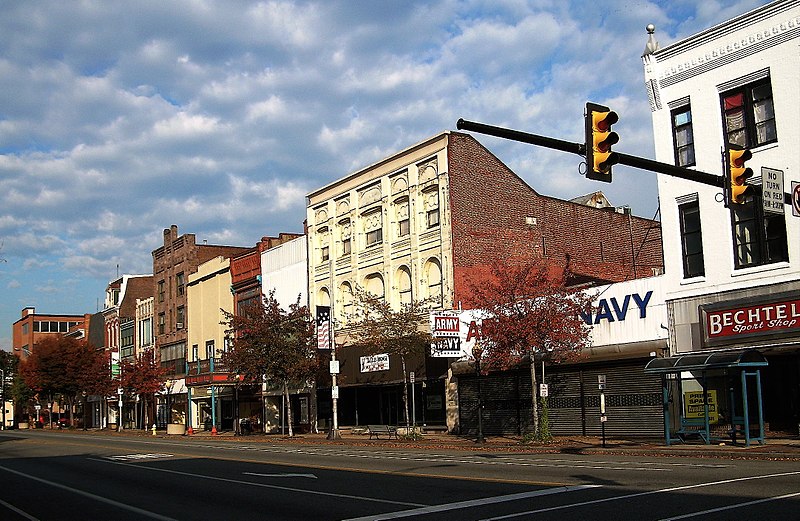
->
[[725, 145, 753, 206], [585, 102, 619, 182]]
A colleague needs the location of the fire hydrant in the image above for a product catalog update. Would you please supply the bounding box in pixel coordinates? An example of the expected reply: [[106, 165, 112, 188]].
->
[[151, 424, 157, 436]]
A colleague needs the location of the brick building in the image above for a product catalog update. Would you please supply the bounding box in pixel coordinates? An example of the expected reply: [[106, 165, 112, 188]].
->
[[12, 307, 88, 361], [306, 131, 663, 433], [151, 225, 250, 428]]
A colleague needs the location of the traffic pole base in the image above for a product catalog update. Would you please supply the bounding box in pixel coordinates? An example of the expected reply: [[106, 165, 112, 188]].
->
[[211, 426, 218, 436], [326, 428, 341, 440], [187, 426, 193, 436]]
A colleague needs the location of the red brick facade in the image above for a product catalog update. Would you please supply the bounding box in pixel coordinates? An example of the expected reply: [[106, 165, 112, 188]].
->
[[446, 132, 663, 303]]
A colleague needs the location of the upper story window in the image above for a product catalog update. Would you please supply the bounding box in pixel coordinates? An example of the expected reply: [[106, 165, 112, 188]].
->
[[176, 272, 185, 296], [671, 106, 695, 167], [678, 199, 704, 278], [395, 198, 410, 238], [731, 203, 787, 270], [339, 219, 351, 257], [157, 280, 165, 303], [721, 77, 776, 149], [363, 209, 383, 247], [176, 306, 185, 329], [423, 188, 440, 229], [157, 312, 166, 335], [321, 245, 330, 262]]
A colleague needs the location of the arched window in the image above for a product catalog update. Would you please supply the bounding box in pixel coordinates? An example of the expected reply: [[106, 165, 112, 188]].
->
[[338, 282, 353, 322], [318, 287, 331, 307], [397, 266, 412, 307], [423, 259, 442, 305], [365, 273, 385, 302]]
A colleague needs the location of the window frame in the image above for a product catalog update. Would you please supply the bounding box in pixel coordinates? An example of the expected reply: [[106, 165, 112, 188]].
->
[[730, 202, 788, 270], [670, 105, 695, 167], [678, 200, 704, 278], [720, 77, 777, 150]]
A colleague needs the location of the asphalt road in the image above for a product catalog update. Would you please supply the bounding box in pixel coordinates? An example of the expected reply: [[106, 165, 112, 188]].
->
[[1, 430, 799, 520]]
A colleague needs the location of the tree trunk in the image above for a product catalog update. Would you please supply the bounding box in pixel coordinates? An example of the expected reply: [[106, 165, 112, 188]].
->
[[401, 356, 410, 429], [284, 380, 294, 437], [529, 353, 539, 436]]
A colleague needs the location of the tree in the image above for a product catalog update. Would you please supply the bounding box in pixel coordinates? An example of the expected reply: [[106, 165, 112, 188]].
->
[[466, 258, 594, 439], [222, 291, 317, 437], [347, 286, 434, 430], [20, 336, 112, 427], [119, 348, 165, 429], [0, 350, 18, 428]]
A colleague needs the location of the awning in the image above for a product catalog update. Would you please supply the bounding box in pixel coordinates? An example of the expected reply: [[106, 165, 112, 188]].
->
[[644, 349, 768, 373]]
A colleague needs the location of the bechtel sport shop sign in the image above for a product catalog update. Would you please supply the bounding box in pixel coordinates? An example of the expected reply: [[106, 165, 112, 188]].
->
[[701, 294, 800, 346]]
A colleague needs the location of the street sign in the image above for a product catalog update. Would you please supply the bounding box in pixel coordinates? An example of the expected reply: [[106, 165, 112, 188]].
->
[[792, 181, 800, 218], [539, 383, 549, 397], [410, 371, 415, 384], [598, 374, 606, 390], [329, 360, 339, 374], [761, 167, 784, 215], [331, 386, 339, 399]]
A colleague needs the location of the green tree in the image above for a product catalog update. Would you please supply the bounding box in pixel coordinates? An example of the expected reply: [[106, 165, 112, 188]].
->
[[222, 291, 317, 437], [347, 286, 434, 430], [467, 258, 594, 439]]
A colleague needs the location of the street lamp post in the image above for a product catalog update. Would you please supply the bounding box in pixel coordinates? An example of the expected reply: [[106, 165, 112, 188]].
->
[[474, 346, 485, 445], [0, 368, 5, 430]]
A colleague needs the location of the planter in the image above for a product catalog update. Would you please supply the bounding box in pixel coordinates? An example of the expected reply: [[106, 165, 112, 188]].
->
[[167, 424, 185, 435]]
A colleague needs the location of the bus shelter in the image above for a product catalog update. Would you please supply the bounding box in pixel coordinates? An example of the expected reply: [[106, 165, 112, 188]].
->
[[644, 349, 768, 447]]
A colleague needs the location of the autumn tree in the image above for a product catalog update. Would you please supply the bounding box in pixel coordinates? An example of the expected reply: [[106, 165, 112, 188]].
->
[[119, 348, 166, 429], [347, 286, 434, 430], [20, 335, 112, 426], [222, 291, 317, 437], [467, 258, 594, 439]]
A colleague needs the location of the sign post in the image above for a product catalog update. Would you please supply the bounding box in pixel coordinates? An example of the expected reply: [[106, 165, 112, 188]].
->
[[599, 375, 607, 448]]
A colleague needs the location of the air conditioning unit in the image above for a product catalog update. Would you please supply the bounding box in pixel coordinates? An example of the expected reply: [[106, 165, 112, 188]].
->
[[176, 322, 184, 329]]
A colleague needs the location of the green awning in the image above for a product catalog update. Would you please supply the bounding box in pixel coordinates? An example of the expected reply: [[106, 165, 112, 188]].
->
[[644, 349, 768, 373]]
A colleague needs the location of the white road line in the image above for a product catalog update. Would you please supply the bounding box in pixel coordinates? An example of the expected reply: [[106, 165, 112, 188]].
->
[[659, 491, 800, 520], [0, 497, 41, 521], [342, 485, 602, 521], [481, 470, 800, 520], [0, 464, 179, 521], [243, 472, 318, 479], [91, 457, 424, 507]]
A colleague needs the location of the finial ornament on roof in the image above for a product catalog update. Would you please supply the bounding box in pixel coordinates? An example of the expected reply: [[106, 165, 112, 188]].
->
[[643, 24, 659, 56]]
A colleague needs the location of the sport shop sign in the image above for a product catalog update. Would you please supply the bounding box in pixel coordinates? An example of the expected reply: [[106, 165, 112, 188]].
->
[[701, 295, 800, 346]]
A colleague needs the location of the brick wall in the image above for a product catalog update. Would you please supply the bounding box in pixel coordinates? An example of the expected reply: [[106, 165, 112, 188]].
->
[[446, 132, 663, 303]]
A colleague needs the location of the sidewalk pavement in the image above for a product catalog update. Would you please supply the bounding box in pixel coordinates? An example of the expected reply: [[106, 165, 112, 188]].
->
[[96, 426, 800, 460]]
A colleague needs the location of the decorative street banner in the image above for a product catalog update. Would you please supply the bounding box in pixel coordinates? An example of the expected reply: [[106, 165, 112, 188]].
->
[[360, 353, 389, 373], [702, 295, 800, 344], [316, 306, 331, 350]]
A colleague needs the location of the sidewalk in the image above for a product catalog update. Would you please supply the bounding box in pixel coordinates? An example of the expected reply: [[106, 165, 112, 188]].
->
[[118, 427, 800, 460]]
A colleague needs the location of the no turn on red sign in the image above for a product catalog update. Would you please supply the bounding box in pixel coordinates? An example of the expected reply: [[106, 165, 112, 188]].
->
[[792, 181, 800, 217]]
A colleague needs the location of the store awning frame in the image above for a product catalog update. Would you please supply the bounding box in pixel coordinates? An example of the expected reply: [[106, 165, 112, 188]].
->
[[644, 349, 768, 374]]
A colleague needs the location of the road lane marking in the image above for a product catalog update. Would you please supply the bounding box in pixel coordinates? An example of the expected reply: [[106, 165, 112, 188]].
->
[[92, 458, 425, 507], [0, 464, 179, 521], [342, 485, 602, 521], [244, 472, 318, 479], [106, 453, 174, 461], [481, 470, 800, 520], [0, 498, 40, 521], [659, 491, 800, 520]]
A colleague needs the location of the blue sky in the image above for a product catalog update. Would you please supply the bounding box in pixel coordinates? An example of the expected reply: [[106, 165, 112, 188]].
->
[[0, 0, 770, 349]]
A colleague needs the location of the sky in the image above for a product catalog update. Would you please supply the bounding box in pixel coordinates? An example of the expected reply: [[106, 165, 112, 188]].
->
[[0, 0, 771, 350]]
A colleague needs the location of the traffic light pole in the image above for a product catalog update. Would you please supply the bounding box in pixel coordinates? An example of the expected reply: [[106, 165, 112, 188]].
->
[[456, 118, 723, 189]]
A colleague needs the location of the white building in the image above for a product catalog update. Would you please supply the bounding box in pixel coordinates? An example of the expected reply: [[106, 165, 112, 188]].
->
[[643, 0, 800, 435]]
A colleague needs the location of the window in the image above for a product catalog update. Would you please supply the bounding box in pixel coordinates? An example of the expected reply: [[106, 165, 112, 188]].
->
[[341, 238, 351, 256], [339, 219, 352, 256], [731, 203, 787, 269], [205, 340, 215, 360], [424, 259, 443, 305], [321, 245, 330, 262], [176, 272, 185, 296], [139, 317, 153, 347], [158, 313, 166, 335], [721, 78, 776, 149], [671, 106, 695, 167], [399, 218, 410, 236], [397, 267, 412, 306], [426, 208, 440, 229], [176, 306, 185, 329], [679, 200, 704, 278], [158, 280, 165, 303], [363, 210, 383, 247]]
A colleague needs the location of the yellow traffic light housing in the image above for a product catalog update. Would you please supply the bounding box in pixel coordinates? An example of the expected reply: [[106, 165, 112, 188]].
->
[[726, 146, 753, 206], [585, 102, 619, 182]]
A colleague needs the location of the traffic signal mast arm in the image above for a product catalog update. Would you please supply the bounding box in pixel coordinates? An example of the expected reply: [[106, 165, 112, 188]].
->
[[456, 118, 723, 189]]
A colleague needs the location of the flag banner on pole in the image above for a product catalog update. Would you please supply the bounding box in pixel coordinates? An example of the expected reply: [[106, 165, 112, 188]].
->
[[316, 306, 331, 350]]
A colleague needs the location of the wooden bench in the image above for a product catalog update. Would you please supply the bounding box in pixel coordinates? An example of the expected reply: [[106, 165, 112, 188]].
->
[[367, 425, 397, 440]]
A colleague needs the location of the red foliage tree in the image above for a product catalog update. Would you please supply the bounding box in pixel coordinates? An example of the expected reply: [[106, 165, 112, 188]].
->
[[466, 258, 594, 437], [20, 335, 112, 426], [119, 348, 165, 429], [222, 291, 317, 437]]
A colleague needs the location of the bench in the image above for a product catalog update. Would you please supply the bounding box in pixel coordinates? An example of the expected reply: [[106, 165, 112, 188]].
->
[[367, 425, 398, 440], [677, 417, 709, 443]]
